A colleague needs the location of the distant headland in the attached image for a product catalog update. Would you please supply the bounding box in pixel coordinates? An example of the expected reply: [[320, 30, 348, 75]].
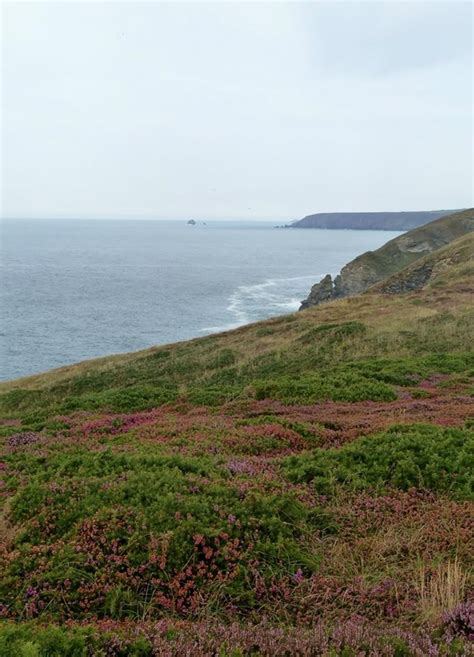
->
[[282, 209, 461, 231]]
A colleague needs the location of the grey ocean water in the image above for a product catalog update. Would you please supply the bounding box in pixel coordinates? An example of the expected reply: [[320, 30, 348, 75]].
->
[[0, 220, 401, 381]]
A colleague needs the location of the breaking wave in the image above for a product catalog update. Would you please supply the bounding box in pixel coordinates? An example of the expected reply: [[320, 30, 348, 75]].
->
[[201, 274, 326, 333]]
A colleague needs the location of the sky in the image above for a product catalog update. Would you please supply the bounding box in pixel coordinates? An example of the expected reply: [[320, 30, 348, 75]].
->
[[1, 1, 473, 220]]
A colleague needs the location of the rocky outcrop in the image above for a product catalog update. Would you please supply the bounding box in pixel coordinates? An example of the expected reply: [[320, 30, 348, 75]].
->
[[300, 208, 474, 309], [375, 262, 434, 294], [300, 274, 337, 309]]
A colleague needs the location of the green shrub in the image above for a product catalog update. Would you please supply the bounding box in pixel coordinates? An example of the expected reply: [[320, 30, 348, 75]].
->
[[0, 389, 48, 414], [284, 424, 474, 499], [346, 353, 474, 387], [205, 367, 241, 385], [207, 349, 237, 369], [0, 624, 89, 656], [254, 372, 396, 403], [60, 385, 177, 413], [185, 385, 242, 405], [255, 326, 275, 336], [0, 622, 152, 656], [298, 321, 366, 345]]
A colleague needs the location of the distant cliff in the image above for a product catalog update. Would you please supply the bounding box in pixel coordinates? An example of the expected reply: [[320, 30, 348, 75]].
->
[[291, 209, 459, 231], [300, 208, 474, 309]]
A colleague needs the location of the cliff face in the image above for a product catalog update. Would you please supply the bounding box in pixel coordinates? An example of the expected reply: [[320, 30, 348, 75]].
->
[[292, 209, 458, 230], [300, 208, 474, 309], [373, 232, 474, 295]]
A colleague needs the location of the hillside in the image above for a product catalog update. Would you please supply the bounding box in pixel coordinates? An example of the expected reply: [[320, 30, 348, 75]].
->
[[300, 208, 474, 309], [290, 209, 458, 230], [0, 238, 473, 655], [373, 232, 474, 295]]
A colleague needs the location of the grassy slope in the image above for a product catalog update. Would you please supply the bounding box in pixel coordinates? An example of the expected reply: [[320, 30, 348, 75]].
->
[[0, 235, 473, 656], [372, 231, 474, 294], [337, 208, 474, 292]]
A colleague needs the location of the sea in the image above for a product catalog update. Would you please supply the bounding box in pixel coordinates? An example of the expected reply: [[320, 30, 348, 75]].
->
[[0, 220, 401, 381]]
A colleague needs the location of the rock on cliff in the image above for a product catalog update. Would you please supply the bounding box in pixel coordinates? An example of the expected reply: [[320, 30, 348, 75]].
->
[[299, 208, 474, 309], [300, 274, 336, 309]]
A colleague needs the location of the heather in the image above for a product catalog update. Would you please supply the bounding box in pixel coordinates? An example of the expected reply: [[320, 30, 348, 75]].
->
[[0, 238, 473, 654], [0, 619, 472, 656]]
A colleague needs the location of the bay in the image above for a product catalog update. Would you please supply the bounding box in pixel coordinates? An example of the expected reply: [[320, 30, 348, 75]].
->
[[0, 220, 401, 380]]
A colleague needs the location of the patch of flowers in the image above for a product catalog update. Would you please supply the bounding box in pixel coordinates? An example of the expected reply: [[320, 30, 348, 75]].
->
[[7, 431, 42, 447], [443, 600, 474, 641]]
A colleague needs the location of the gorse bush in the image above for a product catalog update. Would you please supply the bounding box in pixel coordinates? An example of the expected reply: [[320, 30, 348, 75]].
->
[[254, 372, 397, 403], [284, 424, 474, 498], [207, 349, 237, 369], [347, 353, 474, 387], [61, 385, 178, 413], [0, 623, 152, 656], [185, 384, 242, 406], [298, 320, 367, 345], [0, 389, 46, 413]]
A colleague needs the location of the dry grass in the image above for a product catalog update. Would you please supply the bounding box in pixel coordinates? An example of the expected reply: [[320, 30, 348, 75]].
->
[[417, 559, 469, 623]]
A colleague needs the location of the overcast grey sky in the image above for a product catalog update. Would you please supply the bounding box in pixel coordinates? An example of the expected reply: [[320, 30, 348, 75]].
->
[[1, 1, 472, 220]]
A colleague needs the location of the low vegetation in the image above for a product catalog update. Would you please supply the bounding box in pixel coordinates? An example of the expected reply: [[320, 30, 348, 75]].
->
[[0, 234, 473, 655]]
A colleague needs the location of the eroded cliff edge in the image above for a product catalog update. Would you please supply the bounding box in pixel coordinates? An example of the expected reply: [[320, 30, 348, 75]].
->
[[300, 208, 474, 309]]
